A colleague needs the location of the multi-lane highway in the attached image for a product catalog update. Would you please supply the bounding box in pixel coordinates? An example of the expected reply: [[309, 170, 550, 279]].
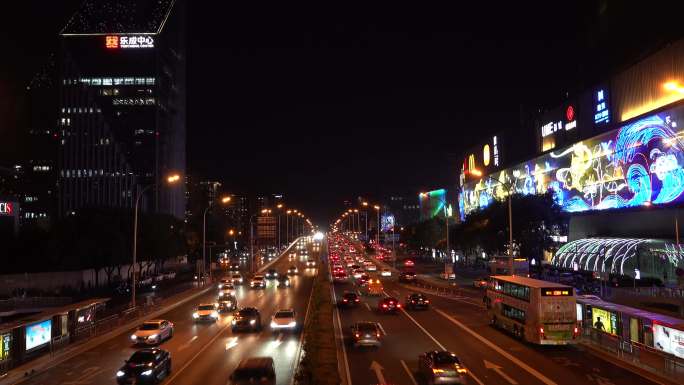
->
[[331, 236, 660, 385], [18, 238, 319, 385]]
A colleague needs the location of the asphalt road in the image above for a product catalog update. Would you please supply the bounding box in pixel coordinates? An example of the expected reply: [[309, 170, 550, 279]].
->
[[332, 238, 659, 385], [20, 238, 318, 385]]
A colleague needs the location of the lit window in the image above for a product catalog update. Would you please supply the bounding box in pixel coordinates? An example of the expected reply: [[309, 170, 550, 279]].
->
[[91, 78, 102, 86], [113, 78, 123, 85], [102, 78, 112, 86]]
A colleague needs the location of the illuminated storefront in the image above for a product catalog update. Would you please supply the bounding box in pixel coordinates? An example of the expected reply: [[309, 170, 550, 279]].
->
[[460, 103, 684, 218]]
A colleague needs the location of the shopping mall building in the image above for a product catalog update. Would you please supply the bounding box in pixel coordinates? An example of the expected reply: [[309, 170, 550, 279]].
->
[[459, 40, 684, 285]]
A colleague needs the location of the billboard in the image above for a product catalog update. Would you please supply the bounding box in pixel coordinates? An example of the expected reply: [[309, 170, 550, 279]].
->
[[653, 323, 684, 359], [419, 189, 447, 221], [0, 333, 10, 361], [25, 319, 51, 351], [381, 214, 395, 232], [461, 135, 502, 184], [460, 103, 684, 219]]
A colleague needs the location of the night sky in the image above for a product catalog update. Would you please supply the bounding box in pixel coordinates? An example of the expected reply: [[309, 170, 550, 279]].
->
[[1, 2, 681, 224]]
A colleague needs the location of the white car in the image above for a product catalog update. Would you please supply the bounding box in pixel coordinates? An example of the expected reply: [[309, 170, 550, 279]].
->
[[218, 286, 235, 298], [380, 268, 392, 277], [218, 278, 232, 289], [131, 320, 174, 345], [270, 309, 297, 330], [352, 269, 364, 279], [193, 303, 219, 322], [250, 275, 266, 289], [231, 273, 244, 285], [365, 264, 377, 272]]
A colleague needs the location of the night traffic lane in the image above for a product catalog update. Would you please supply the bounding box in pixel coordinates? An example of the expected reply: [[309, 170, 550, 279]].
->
[[385, 277, 660, 385], [18, 239, 313, 385]]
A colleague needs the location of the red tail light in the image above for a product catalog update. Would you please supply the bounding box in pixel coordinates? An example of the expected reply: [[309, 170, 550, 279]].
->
[[382, 304, 387, 308], [397, 304, 402, 308], [539, 327, 545, 337], [355, 299, 360, 302], [343, 299, 348, 302], [355, 333, 360, 338], [424, 300, 430, 303]]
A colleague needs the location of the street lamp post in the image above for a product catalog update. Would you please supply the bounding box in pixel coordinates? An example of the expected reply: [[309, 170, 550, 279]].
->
[[373, 205, 380, 245], [203, 196, 231, 282], [132, 174, 180, 308]]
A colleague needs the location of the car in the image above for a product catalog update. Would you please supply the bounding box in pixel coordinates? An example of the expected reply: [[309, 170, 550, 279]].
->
[[352, 269, 364, 279], [217, 294, 238, 312], [229, 357, 275, 385], [270, 309, 297, 330], [405, 293, 430, 310], [277, 275, 291, 288], [559, 272, 575, 285], [378, 297, 401, 313], [365, 263, 377, 272], [116, 348, 171, 384], [350, 322, 381, 348], [250, 275, 266, 289], [350, 264, 361, 271], [218, 278, 232, 289], [418, 350, 467, 384], [440, 272, 456, 280], [306, 259, 316, 268], [218, 286, 235, 298], [287, 265, 298, 275], [340, 291, 360, 307], [473, 277, 488, 288], [231, 307, 262, 332], [229, 263, 241, 271], [193, 303, 219, 322], [399, 271, 416, 283], [230, 273, 244, 285], [333, 271, 349, 283], [288, 252, 296, 260], [380, 268, 392, 277], [356, 273, 370, 286], [332, 265, 345, 274], [130, 320, 174, 345], [265, 269, 278, 279], [403, 259, 415, 267]]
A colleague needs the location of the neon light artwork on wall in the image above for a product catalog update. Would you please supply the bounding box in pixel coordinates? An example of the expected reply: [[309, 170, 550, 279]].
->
[[419, 189, 448, 221], [460, 103, 684, 219]]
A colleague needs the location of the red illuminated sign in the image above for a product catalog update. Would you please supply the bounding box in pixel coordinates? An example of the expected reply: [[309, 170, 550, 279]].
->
[[105, 35, 119, 49], [566, 105, 575, 122], [0, 202, 13, 215]]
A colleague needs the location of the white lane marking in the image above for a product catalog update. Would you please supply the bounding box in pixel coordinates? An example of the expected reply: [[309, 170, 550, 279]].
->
[[392, 289, 401, 296], [177, 335, 198, 351], [60, 366, 103, 385], [376, 322, 387, 336], [398, 283, 483, 307], [369, 361, 386, 384], [364, 302, 371, 311], [468, 370, 487, 385], [166, 321, 232, 384], [485, 359, 518, 384], [225, 336, 239, 350], [331, 284, 353, 385], [399, 360, 418, 385], [398, 305, 445, 350], [434, 308, 558, 385]]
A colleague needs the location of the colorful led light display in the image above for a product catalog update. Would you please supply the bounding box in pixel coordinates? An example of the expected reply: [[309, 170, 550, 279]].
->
[[419, 189, 448, 221], [460, 103, 684, 219]]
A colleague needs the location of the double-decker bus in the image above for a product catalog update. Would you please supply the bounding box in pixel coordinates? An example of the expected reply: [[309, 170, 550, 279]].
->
[[485, 275, 579, 345]]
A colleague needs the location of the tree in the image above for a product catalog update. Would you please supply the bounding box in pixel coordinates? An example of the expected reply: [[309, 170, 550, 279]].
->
[[454, 192, 568, 262]]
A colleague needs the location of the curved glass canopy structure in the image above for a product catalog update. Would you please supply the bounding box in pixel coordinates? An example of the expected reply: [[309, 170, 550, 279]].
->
[[552, 238, 684, 283]]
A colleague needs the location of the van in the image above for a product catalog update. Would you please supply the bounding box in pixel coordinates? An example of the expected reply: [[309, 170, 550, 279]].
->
[[230, 357, 275, 385]]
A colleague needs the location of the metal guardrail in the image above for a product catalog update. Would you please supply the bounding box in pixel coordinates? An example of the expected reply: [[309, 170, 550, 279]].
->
[[582, 326, 684, 383]]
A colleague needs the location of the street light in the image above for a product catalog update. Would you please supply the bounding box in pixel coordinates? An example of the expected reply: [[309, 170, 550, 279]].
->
[[132, 174, 180, 308], [204, 195, 231, 281], [373, 205, 380, 245]]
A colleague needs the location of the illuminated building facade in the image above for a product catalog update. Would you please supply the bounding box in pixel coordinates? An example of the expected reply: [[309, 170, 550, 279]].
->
[[57, 0, 186, 218], [459, 40, 684, 282]]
